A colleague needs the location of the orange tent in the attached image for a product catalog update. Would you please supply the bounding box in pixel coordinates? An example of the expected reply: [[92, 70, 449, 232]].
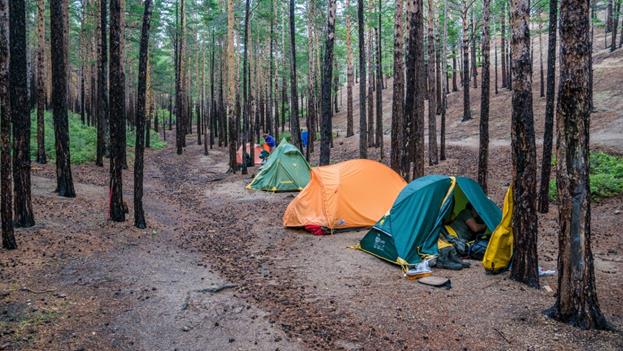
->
[[236, 143, 270, 166], [283, 159, 407, 230]]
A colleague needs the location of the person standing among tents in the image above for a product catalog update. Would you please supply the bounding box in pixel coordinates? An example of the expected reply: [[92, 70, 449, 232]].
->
[[263, 134, 276, 151]]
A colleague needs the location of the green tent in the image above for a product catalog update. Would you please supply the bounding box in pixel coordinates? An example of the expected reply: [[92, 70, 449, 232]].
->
[[357, 175, 502, 267], [246, 140, 311, 192]]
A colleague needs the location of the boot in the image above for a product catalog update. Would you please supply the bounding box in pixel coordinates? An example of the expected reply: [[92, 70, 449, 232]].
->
[[435, 247, 463, 270], [448, 248, 470, 268]]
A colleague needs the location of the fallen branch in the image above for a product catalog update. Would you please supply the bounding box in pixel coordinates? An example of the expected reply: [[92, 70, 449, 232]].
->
[[493, 327, 511, 344], [19, 287, 57, 294], [196, 284, 237, 294]]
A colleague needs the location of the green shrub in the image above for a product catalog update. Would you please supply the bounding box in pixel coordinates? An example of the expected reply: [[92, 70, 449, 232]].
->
[[549, 152, 623, 201], [30, 111, 166, 165]]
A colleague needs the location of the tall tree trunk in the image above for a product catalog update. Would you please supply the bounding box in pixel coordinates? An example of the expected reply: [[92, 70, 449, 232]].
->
[[375, 0, 383, 157], [97, 0, 108, 166], [346, 0, 354, 137], [391, 0, 405, 172], [501, 8, 507, 88], [306, 1, 317, 154], [470, 9, 478, 89], [510, 0, 539, 288], [109, 0, 125, 222], [289, 0, 301, 150], [440, 0, 448, 161], [538, 0, 558, 213], [358, 0, 367, 158], [133, 0, 152, 229], [0, 0, 16, 249], [227, 0, 237, 171], [50, 0, 76, 198], [452, 49, 458, 91], [427, 0, 438, 166], [176, 0, 186, 155], [611, 0, 620, 52], [403, 0, 425, 180], [539, 19, 545, 97], [319, 0, 336, 165], [240, 0, 250, 175], [9, 0, 35, 228], [607, 0, 613, 33], [494, 18, 498, 95], [478, 0, 491, 193], [412, 0, 426, 179], [36, 0, 47, 164], [546, 0, 610, 329], [461, 3, 472, 121], [367, 29, 375, 147]]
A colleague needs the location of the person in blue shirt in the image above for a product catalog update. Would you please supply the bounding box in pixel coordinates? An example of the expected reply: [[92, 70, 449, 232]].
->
[[301, 129, 309, 148], [263, 134, 276, 151]]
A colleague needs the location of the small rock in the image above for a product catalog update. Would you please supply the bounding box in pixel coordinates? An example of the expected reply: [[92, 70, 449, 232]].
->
[[182, 326, 191, 332], [228, 337, 235, 343]]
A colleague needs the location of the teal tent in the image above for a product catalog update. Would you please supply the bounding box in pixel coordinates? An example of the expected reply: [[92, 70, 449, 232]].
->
[[246, 139, 311, 192], [357, 175, 502, 266]]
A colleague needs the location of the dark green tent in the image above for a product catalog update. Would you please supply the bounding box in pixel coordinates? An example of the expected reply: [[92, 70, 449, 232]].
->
[[246, 139, 311, 192], [357, 175, 502, 266]]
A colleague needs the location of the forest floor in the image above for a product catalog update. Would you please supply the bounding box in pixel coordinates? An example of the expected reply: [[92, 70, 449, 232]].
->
[[2, 35, 623, 351]]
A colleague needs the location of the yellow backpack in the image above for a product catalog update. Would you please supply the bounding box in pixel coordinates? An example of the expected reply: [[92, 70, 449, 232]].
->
[[482, 186, 513, 273]]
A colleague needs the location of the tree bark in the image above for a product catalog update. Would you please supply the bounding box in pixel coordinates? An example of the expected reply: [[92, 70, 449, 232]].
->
[[9, 0, 35, 228], [539, 18, 545, 97], [36, 0, 47, 164], [0, 0, 16, 249], [97, 0, 108, 166], [50, 0, 76, 198], [440, 0, 448, 161], [376, 1, 383, 157], [538, 0, 558, 213], [470, 9, 478, 89], [176, 0, 186, 155], [546, 0, 610, 329], [391, 0, 405, 172], [319, 0, 336, 165], [358, 0, 367, 158], [501, 8, 507, 88], [461, 3, 472, 121], [241, 0, 250, 175], [133, 0, 152, 229], [289, 0, 301, 150], [346, 0, 354, 137], [367, 29, 375, 147], [611, 0, 620, 52], [109, 0, 125, 222], [427, 0, 438, 166], [452, 50, 458, 91], [478, 0, 491, 193], [510, 0, 539, 288]]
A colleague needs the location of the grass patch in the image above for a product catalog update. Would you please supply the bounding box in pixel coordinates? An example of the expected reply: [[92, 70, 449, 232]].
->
[[549, 152, 623, 201], [30, 110, 166, 165]]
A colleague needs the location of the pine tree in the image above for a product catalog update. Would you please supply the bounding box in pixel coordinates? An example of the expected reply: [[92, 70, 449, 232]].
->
[[133, 0, 153, 229], [357, 0, 367, 158], [289, 0, 301, 150], [50, 0, 76, 198], [538, 0, 559, 213], [510, 0, 539, 288], [345, 0, 355, 137], [478, 0, 491, 193], [109, 0, 125, 222], [390, 0, 405, 172], [36, 0, 47, 164], [0, 0, 16, 249], [320, 0, 336, 165], [9, 0, 35, 228], [546, 0, 611, 329]]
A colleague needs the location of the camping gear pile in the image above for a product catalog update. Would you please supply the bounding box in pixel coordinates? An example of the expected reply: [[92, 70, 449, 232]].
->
[[244, 143, 515, 277]]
